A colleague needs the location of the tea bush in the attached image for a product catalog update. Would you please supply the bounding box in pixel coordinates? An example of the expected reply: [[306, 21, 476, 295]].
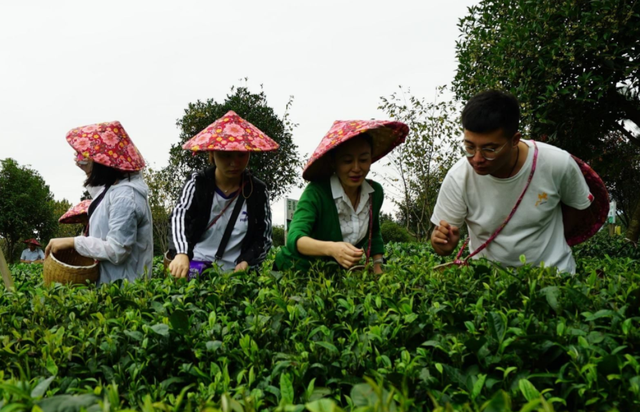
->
[[1, 239, 639, 411]]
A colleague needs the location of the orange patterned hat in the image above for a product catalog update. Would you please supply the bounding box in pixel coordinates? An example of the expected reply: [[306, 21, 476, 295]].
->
[[182, 110, 279, 152], [303, 119, 409, 181], [66, 121, 146, 171], [59, 200, 92, 224]]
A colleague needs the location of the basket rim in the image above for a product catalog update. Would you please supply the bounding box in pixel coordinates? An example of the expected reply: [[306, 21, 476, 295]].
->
[[50, 251, 98, 270]]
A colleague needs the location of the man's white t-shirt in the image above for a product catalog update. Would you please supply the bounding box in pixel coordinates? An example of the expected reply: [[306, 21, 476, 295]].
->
[[431, 140, 593, 274]]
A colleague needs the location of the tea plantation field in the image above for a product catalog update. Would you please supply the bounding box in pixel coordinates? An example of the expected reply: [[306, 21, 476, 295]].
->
[[1, 235, 640, 411]]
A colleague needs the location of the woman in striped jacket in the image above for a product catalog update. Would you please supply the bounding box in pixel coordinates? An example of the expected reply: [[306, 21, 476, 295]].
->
[[167, 111, 278, 279]]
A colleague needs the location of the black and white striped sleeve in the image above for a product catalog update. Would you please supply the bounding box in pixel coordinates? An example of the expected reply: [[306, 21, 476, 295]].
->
[[168, 172, 198, 256]]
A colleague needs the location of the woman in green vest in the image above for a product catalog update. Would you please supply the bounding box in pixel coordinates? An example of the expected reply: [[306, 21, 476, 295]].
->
[[275, 119, 409, 273]]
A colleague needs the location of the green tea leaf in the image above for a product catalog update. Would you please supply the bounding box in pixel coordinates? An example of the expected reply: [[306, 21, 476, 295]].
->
[[540, 286, 560, 313], [150, 324, 170, 337], [314, 341, 338, 354], [170, 310, 190, 334], [487, 312, 506, 343], [37, 394, 99, 412], [583, 309, 615, 322], [124, 330, 143, 341], [31, 376, 55, 398], [206, 341, 222, 352], [518, 378, 541, 401], [45, 357, 58, 376], [481, 390, 511, 412], [305, 399, 341, 412], [280, 372, 294, 404], [471, 373, 486, 400]]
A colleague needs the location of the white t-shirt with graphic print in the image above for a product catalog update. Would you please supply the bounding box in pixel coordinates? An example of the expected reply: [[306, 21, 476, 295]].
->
[[193, 188, 249, 271], [431, 140, 593, 274], [330, 175, 374, 246]]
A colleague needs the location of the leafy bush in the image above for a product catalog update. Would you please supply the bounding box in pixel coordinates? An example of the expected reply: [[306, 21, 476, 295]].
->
[[272, 225, 285, 248], [1, 240, 640, 411], [381, 220, 415, 244], [572, 229, 640, 259]]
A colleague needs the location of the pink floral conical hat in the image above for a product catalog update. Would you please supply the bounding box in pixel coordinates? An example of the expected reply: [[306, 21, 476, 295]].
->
[[303, 119, 409, 181], [59, 200, 92, 224], [66, 121, 146, 171], [182, 110, 279, 152], [23, 238, 41, 247], [563, 156, 610, 246]]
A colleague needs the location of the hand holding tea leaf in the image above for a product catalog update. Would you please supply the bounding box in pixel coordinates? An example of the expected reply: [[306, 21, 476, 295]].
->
[[431, 220, 460, 256], [234, 261, 249, 272], [330, 242, 364, 269], [169, 254, 190, 279]]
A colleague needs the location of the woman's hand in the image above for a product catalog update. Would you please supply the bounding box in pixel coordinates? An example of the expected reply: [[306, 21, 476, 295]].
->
[[169, 254, 190, 279], [45, 238, 75, 258], [329, 242, 363, 269], [372, 254, 384, 275], [296, 237, 363, 269], [234, 261, 249, 272]]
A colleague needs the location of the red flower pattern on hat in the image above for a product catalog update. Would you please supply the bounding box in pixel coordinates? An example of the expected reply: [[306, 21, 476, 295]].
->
[[22, 238, 41, 247], [59, 200, 92, 224], [66, 121, 145, 171], [303, 119, 409, 181], [182, 110, 279, 152]]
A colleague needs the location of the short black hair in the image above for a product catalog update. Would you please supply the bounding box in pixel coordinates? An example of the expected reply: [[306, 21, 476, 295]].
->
[[84, 162, 129, 187], [461, 90, 520, 138]]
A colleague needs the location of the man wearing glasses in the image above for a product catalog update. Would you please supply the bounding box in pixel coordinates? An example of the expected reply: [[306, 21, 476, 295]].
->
[[430, 90, 593, 274]]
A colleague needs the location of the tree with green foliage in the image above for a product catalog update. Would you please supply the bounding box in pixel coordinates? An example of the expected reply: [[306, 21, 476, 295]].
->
[[380, 220, 415, 244], [144, 167, 178, 256], [454, 0, 640, 241], [166, 83, 302, 201], [378, 86, 460, 241], [0, 159, 57, 262], [272, 225, 285, 248]]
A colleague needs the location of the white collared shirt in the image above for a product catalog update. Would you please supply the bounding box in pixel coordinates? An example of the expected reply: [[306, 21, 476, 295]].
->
[[330, 174, 374, 245]]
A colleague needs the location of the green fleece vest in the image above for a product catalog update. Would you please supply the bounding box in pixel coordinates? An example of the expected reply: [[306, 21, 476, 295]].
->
[[274, 178, 384, 271]]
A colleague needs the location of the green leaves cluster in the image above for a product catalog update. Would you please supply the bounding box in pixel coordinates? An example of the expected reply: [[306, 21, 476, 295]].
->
[[0, 158, 57, 262], [378, 87, 461, 240], [455, 0, 640, 154], [1, 241, 640, 411]]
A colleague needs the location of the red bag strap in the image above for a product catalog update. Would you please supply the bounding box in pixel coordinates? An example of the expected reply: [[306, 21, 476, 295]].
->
[[454, 141, 539, 265]]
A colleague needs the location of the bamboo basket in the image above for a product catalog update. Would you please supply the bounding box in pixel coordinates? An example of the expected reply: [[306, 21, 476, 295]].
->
[[43, 249, 99, 286]]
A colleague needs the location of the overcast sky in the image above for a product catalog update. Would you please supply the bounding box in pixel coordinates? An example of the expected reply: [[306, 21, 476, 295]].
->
[[0, 0, 478, 225]]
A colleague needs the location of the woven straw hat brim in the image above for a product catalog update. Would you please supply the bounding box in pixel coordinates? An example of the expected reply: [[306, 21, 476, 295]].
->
[[303, 122, 408, 181], [66, 121, 146, 172], [59, 200, 91, 224], [59, 215, 88, 224], [182, 110, 280, 153]]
